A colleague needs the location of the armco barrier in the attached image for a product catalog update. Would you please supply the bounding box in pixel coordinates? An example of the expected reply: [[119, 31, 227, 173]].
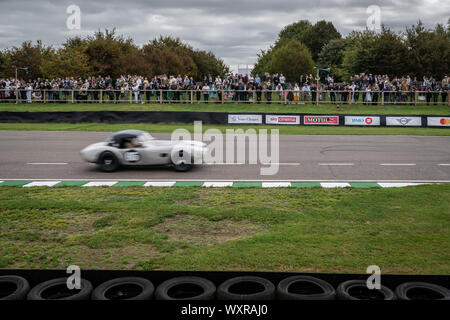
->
[[0, 269, 448, 300], [0, 111, 449, 128]]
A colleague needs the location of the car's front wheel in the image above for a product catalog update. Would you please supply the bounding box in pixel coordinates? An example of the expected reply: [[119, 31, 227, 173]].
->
[[98, 151, 120, 172], [173, 162, 193, 172]]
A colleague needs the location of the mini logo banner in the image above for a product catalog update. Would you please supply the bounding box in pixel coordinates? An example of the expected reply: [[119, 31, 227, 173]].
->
[[386, 117, 422, 127]]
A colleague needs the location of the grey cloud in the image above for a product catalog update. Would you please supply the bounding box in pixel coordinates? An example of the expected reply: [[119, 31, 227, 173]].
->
[[0, 0, 448, 68]]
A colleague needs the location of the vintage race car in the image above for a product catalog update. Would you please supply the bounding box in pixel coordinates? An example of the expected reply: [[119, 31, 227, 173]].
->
[[80, 130, 207, 172]]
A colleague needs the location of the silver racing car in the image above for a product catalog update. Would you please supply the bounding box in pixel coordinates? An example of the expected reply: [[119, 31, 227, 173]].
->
[[80, 130, 207, 172]]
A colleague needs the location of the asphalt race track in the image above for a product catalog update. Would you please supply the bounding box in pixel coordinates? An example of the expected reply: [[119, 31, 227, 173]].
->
[[0, 131, 449, 182]]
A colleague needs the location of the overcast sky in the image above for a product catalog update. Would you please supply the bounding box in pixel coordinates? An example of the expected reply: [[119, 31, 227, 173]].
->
[[0, 0, 448, 70]]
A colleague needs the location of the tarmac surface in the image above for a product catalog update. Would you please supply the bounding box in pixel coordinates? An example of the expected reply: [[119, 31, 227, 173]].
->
[[0, 131, 449, 182]]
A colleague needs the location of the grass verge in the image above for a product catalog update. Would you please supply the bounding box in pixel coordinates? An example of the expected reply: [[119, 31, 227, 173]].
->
[[0, 185, 448, 273], [1, 102, 449, 115], [0, 122, 449, 136], [0, 123, 450, 136]]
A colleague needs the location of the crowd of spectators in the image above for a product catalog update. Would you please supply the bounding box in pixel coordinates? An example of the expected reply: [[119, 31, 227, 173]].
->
[[0, 73, 448, 105]]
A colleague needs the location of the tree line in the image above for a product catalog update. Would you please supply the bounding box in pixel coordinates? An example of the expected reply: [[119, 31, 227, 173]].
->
[[1, 20, 449, 83], [0, 29, 229, 80], [253, 19, 450, 82]]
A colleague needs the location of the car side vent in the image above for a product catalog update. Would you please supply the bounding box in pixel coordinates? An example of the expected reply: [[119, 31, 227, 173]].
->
[[160, 153, 168, 158]]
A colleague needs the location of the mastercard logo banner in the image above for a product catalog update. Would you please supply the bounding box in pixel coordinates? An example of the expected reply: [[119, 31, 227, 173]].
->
[[427, 117, 450, 127]]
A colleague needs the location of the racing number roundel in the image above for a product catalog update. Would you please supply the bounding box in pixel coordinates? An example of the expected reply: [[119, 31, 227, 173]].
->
[[124, 151, 141, 163]]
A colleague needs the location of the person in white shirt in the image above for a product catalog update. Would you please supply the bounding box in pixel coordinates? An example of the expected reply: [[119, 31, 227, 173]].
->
[[276, 83, 283, 104], [279, 74, 286, 88], [132, 82, 140, 103], [202, 84, 210, 103], [26, 84, 33, 103], [302, 84, 310, 102]]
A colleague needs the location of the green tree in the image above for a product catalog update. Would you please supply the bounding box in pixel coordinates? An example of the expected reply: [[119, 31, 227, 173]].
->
[[278, 20, 341, 61], [3, 40, 52, 79], [405, 21, 450, 78], [41, 46, 93, 79], [317, 38, 346, 81], [254, 40, 314, 82]]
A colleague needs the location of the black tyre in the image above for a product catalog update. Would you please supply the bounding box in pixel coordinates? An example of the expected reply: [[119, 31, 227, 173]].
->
[[155, 276, 215, 300], [395, 282, 450, 300], [217, 276, 275, 300], [173, 162, 193, 172], [277, 276, 336, 300], [0, 276, 30, 300], [98, 151, 120, 172], [337, 280, 395, 300], [27, 277, 93, 300], [92, 277, 154, 300]]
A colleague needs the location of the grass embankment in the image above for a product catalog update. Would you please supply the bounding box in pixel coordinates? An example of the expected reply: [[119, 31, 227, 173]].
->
[[0, 185, 448, 273], [1, 102, 449, 115], [0, 122, 449, 136]]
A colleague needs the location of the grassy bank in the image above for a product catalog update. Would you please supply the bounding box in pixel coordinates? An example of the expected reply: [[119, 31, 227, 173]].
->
[[1, 102, 449, 115], [0, 185, 448, 273], [1, 122, 449, 136]]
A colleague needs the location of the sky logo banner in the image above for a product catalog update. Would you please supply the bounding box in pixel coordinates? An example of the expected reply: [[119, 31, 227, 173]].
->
[[304, 116, 339, 125], [345, 116, 380, 126], [266, 115, 300, 125], [386, 117, 422, 127]]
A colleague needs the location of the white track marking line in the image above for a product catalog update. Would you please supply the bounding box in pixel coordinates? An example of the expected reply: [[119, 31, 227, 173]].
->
[[144, 182, 176, 187], [27, 163, 68, 165], [208, 164, 244, 166], [263, 163, 301, 166], [1, 179, 449, 183], [318, 163, 354, 166], [378, 183, 418, 188], [204, 163, 300, 166], [321, 182, 351, 188], [24, 181, 61, 187], [438, 164, 450, 166], [203, 182, 233, 187], [82, 181, 118, 187], [262, 182, 292, 188], [379, 164, 416, 166]]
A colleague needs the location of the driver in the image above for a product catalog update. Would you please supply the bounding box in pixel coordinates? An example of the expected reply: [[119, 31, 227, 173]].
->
[[124, 137, 142, 149]]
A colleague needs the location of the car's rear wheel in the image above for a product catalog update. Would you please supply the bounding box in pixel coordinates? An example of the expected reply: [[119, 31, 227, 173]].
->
[[98, 151, 120, 172]]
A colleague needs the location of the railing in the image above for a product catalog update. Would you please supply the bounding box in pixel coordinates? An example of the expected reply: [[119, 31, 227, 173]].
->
[[1, 89, 449, 106]]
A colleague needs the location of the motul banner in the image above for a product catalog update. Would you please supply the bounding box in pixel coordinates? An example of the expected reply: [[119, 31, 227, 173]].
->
[[304, 116, 339, 125]]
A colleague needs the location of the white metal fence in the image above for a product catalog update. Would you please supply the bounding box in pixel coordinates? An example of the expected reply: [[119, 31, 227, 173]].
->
[[1, 89, 449, 105]]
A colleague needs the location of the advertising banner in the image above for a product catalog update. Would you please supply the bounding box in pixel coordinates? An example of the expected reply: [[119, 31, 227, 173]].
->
[[386, 116, 422, 127], [427, 117, 450, 127], [228, 114, 263, 124], [345, 116, 380, 126], [304, 116, 339, 125], [265, 115, 300, 125]]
